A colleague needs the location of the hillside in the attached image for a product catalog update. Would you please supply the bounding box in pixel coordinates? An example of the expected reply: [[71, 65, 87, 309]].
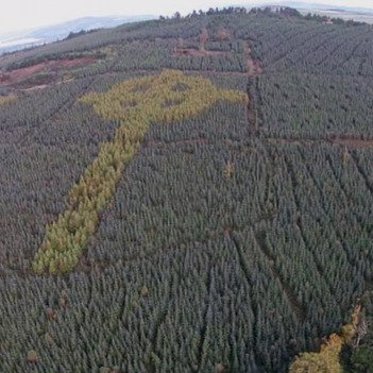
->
[[0, 7, 372, 373], [0, 16, 155, 55]]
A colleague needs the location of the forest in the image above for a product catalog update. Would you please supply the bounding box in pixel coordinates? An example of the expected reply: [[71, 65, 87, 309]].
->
[[0, 6, 372, 373]]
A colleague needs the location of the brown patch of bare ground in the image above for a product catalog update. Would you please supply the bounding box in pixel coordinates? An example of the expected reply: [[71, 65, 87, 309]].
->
[[0, 57, 96, 87], [268, 135, 373, 149], [245, 43, 263, 77], [332, 137, 373, 149]]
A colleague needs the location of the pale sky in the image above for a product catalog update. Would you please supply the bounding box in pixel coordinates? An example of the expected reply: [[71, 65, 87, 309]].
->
[[0, 0, 372, 35]]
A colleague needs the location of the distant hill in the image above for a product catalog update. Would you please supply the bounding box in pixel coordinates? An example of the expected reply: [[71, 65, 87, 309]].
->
[[246, 1, 373, 23], [0, 15, 155, 55], [246, 1, 373, 13]]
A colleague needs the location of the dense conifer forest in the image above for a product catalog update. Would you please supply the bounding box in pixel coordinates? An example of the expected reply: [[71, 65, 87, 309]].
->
[[0, 6, 372, 372]]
